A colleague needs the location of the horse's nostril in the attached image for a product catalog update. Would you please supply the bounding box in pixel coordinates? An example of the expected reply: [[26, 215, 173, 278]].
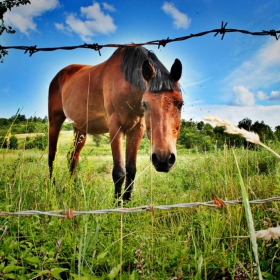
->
[[151, 153, 176, 172], [152, 153, 159, 166], [168, 153, 176, 166]]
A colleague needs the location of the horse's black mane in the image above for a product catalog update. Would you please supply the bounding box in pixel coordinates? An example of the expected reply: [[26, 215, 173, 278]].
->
[[117, 46, 178, 92]]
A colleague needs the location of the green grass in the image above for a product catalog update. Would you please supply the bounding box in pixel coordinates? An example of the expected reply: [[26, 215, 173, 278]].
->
[[0, 136, 280, 279]]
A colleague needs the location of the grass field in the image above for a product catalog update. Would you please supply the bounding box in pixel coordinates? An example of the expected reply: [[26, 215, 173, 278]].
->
[[0, 132, 280, 279]]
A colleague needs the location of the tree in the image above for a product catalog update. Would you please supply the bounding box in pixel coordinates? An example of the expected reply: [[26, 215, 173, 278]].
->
[[33, 134, 47, 150], [25, 122, 36, 133], [251, 121, 274, 142], [9, 113, 26, 123], [275, 126, 280, 141], [203, 123, 214, 136], [238, 118, 252, 131], [197, 121, 204, 131], [0, 0, 31, 62], [178, 119, 213, 151], [237, 118, 273, 146]]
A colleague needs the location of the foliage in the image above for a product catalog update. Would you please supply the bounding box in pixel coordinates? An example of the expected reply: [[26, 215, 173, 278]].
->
[[178, 119, 212, 152], [275, 126, 280, 141], [251, 121, 274, 142], [0, 0, 31, 62], [62, 122, 73, 131], [92, 134, 110, 147], [25, 134, 48, 150], [0, 115, 48, 136], [178, 117, 277, 152], [238, 117, 253, 131], [0, 134, 17, 149]]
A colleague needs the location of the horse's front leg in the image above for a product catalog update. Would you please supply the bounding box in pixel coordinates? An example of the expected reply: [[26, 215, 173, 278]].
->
[[123, 121, 145, 201], [109, 123, 125, 200]]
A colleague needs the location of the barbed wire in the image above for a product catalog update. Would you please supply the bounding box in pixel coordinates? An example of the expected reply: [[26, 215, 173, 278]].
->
[[0, 196, 279, 218], [0, 22, 279, 57]]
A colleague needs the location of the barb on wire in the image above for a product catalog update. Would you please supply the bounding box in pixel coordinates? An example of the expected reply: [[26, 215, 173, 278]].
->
[[158, 37, 171, 48], [214, 21, 228, 40], [86, 43, 103, 56], [0, 196, 279, 218], [0, 22, 279, 57], [267, 29, 280, 40]]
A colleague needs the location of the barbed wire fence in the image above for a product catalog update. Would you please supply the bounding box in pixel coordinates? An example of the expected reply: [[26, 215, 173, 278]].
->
[[0, 22, 279, 57], [1, 21, 280, 219], [1, 197, 280, 218]]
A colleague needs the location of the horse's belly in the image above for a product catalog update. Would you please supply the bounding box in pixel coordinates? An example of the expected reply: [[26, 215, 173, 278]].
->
[[85, 118, 109, 134], [65, 111, 108, 134], [63, 92, 108, 134]]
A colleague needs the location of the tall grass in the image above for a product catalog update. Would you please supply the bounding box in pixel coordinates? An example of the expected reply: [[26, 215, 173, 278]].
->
[[204, 115, 280, 280], [0, 133, 280, 279]]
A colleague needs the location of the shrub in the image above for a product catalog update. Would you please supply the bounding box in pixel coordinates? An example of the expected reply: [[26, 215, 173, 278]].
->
[[25, 134, 47, 150], [0, 135, 18, 149]]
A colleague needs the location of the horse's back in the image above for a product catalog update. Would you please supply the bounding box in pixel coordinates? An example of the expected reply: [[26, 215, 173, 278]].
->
[[49, 64, 90, 93]]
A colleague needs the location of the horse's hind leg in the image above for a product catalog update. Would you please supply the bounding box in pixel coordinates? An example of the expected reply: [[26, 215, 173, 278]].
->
[[48, 112, 66, 178], [68, 128, 87, 176]]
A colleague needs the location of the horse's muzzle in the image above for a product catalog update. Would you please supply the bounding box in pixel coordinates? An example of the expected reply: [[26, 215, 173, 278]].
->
[[151, 153, 176, 172]]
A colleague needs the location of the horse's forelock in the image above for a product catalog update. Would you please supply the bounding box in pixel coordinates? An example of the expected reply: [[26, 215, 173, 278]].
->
[[119, 46, 177, 92]]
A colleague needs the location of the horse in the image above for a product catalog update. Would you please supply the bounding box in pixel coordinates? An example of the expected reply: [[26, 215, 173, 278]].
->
[[48, 46, 183, 201]]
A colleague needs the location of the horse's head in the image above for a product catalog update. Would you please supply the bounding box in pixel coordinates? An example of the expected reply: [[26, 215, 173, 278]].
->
[[141, 58, 183, 172]]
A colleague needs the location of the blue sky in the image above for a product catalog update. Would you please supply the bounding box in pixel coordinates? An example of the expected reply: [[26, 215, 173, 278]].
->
[[1, 0, 280, 128]]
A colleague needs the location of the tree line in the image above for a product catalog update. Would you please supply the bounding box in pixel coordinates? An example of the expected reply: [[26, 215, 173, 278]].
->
[[0, 114, 48, 133], [178, 117, 279, 152], [0, 114, 48, 150], [0, 114, 279, 152]]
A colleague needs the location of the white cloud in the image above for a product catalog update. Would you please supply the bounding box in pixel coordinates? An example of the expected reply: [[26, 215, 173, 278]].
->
[[4, 0, 59, 35], [224, 39, 280, 91], [54, 22, 64, 31], [257, 91, 267, 100], [182, 104, 280, 129], [56, 2, 117, 42], [102, 2, 116, 12], [228, 86, 255, 106], [257, 90, 280, 101], [162, 2, 191, 29], [54, 22, 72, 35]]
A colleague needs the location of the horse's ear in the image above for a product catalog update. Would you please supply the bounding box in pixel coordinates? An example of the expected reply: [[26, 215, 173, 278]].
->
[[142, 60, 156, 82], [170, 58, 182, 82]]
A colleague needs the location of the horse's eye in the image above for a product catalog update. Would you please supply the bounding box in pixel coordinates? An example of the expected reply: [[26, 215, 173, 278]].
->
[[142, 101, 148, 110], [177, 102, 183, 110]]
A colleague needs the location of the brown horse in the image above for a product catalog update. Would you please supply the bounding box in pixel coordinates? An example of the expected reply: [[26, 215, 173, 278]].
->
[[48, 46, 183, 201]]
